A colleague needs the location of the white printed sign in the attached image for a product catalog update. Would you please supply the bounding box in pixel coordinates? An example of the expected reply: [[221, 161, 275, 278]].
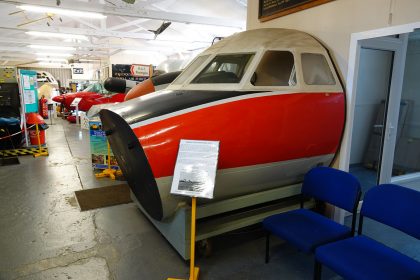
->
[[70, 97, 82, 107], [130, 64, 150, 77], [24, 90, 35, 104], [170, 140, 219, 199]]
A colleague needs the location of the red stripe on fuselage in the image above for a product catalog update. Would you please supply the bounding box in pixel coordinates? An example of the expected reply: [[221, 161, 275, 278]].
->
[[133, 92, 345, 179]]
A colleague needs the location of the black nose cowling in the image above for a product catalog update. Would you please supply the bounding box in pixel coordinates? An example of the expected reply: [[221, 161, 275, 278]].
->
[[99, 109, 163, 221], [103, 77, 127, 93]]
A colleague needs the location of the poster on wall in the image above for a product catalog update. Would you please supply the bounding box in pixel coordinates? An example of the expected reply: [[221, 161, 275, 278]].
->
[[18, 69, 38, 113], [259, 0, 335, 22], [111, 64, 153, 82]]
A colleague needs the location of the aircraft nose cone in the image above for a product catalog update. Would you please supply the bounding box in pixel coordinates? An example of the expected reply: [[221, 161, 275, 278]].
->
[[52, 95, 64, 103]]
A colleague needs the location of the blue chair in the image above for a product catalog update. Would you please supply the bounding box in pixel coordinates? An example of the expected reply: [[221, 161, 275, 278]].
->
[[315, 184, 420, 280], [263, 167, 361, 269]]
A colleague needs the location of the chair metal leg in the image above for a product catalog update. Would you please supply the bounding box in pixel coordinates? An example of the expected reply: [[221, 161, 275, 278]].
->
[[265, 232, 270, 264], [314, 260, 322, 280]]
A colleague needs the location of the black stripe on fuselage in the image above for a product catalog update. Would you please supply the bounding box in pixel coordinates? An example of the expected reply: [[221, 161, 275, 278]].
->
[[151, 71, 182, 86], [107, 90, 266, 126]]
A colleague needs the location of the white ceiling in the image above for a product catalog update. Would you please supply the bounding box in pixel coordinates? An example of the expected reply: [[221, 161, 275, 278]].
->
[[0, 0, 247, 67]]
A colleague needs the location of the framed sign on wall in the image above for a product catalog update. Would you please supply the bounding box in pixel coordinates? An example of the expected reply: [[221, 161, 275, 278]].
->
[[259, 0, 335, 22]]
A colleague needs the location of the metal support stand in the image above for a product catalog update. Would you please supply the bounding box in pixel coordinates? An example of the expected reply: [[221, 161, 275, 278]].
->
[[75, 104, 79, 125], [136, 183, 305, 260], [95, 141, 122, 180], [168, 196, 200, 280], [48, 104, 54, 126], [33, 123, 48, 157]]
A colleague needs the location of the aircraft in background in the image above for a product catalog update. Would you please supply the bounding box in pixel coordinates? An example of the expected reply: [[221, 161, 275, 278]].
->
[[52, 82, 125, 112]]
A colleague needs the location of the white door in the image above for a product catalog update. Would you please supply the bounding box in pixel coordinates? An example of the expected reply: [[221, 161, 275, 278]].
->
[[349, 35, 408, 193]]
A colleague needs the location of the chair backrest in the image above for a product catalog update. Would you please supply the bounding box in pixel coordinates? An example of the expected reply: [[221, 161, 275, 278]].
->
[[361, 184, 420, 240], [301, 167, 361, 212]]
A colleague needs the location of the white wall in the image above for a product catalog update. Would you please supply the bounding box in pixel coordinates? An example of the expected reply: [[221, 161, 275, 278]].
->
[[247, 0, 420, 81], [71, 63, 103, 81]]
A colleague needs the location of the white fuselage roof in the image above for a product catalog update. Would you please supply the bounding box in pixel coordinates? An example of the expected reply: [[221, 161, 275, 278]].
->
[[167, 28, 342, 93]]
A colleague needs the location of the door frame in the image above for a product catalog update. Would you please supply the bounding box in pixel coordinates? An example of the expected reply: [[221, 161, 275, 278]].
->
[[335, 22, 420, 223], [358, 35, 408, 184]]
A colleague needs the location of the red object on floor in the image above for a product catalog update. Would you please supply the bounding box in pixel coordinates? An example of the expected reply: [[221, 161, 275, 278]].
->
[[29, 129, 45, 145], [39, 97, 48, 119], [67, 115, 76, 123], [26, 113, 47, 145]]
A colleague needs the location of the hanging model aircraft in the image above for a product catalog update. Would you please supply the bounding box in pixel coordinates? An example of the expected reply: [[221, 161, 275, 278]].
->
[[100, 28, 346, 221]]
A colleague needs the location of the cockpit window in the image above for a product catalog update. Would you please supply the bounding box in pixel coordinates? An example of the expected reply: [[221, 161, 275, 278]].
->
[[83, 83, 109, 94], [301, 53, 336, 85], [191, 53, 254, 84], [252, 51, 296, 87], [172, 55, 210, 85]]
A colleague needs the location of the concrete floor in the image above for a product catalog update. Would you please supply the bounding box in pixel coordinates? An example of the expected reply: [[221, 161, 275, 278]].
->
[[0, 118, 418, 280]]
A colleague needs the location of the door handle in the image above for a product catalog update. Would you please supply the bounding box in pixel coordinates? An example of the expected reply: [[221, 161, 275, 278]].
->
[[388, 124, 395, 139]]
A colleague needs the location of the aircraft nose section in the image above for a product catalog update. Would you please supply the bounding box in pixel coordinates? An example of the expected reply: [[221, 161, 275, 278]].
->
[[52, 95, 64, 103]]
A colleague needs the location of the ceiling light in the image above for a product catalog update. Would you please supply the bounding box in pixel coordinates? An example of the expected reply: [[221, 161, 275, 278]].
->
[[26, 31, 88, 41], [29, 45, 75, 51], [17, 5, 106, 19], [36, 52, 72, 57], [78, 59, 100, 62], [38, 62, 70, 68], [123, 50, 158, 55]]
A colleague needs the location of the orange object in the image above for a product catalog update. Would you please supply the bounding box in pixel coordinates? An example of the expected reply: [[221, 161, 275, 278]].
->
[[124, 78, 155, 101], [26, 112, 45, 125], [29, 129, 45, 145]]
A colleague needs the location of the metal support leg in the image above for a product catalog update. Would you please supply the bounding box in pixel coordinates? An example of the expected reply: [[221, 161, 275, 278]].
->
[[265, 232, 270, 264], [314, 260, 322, 280]]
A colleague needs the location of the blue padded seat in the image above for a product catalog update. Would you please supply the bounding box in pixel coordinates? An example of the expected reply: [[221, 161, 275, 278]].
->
[[316, 235, 420, 280], [315, 184, 420, 280], [263, 208, 351, 252], [0, 117, 20, 126], [263, 167, 361, 265]]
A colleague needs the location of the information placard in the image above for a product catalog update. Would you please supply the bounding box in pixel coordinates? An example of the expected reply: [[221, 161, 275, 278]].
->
[[70, 97, 82, 107], [18, 69, 38, 113], [258, 0, 334, 22], [170, 140, 219, 199]]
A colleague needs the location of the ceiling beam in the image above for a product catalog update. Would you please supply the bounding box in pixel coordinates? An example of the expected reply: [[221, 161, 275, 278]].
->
[[67, 15, 100, 30], [3, 0, 245, 28], [0, 45, 108, 56], [0, 34, 209, 51], [0, 24, 154, 40], [109, 17, 148, 31]]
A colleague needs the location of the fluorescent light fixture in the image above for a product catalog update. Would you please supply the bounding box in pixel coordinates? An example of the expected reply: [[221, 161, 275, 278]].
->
[[17, 5, 106, 19], [37, 58, 68, 62], [38, 62, 69, 68], [29, 45, 75, 51], [36, 52, 72, 57], [26, 31, 88, 41], [123, 50, 160, 55], [78, 59, 100, 62]]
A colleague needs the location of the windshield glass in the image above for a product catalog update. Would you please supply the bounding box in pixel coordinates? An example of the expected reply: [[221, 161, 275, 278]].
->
[[191, 53, 254, 84], [172, 55, 210, 85], [82, 83, 109, 94]]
